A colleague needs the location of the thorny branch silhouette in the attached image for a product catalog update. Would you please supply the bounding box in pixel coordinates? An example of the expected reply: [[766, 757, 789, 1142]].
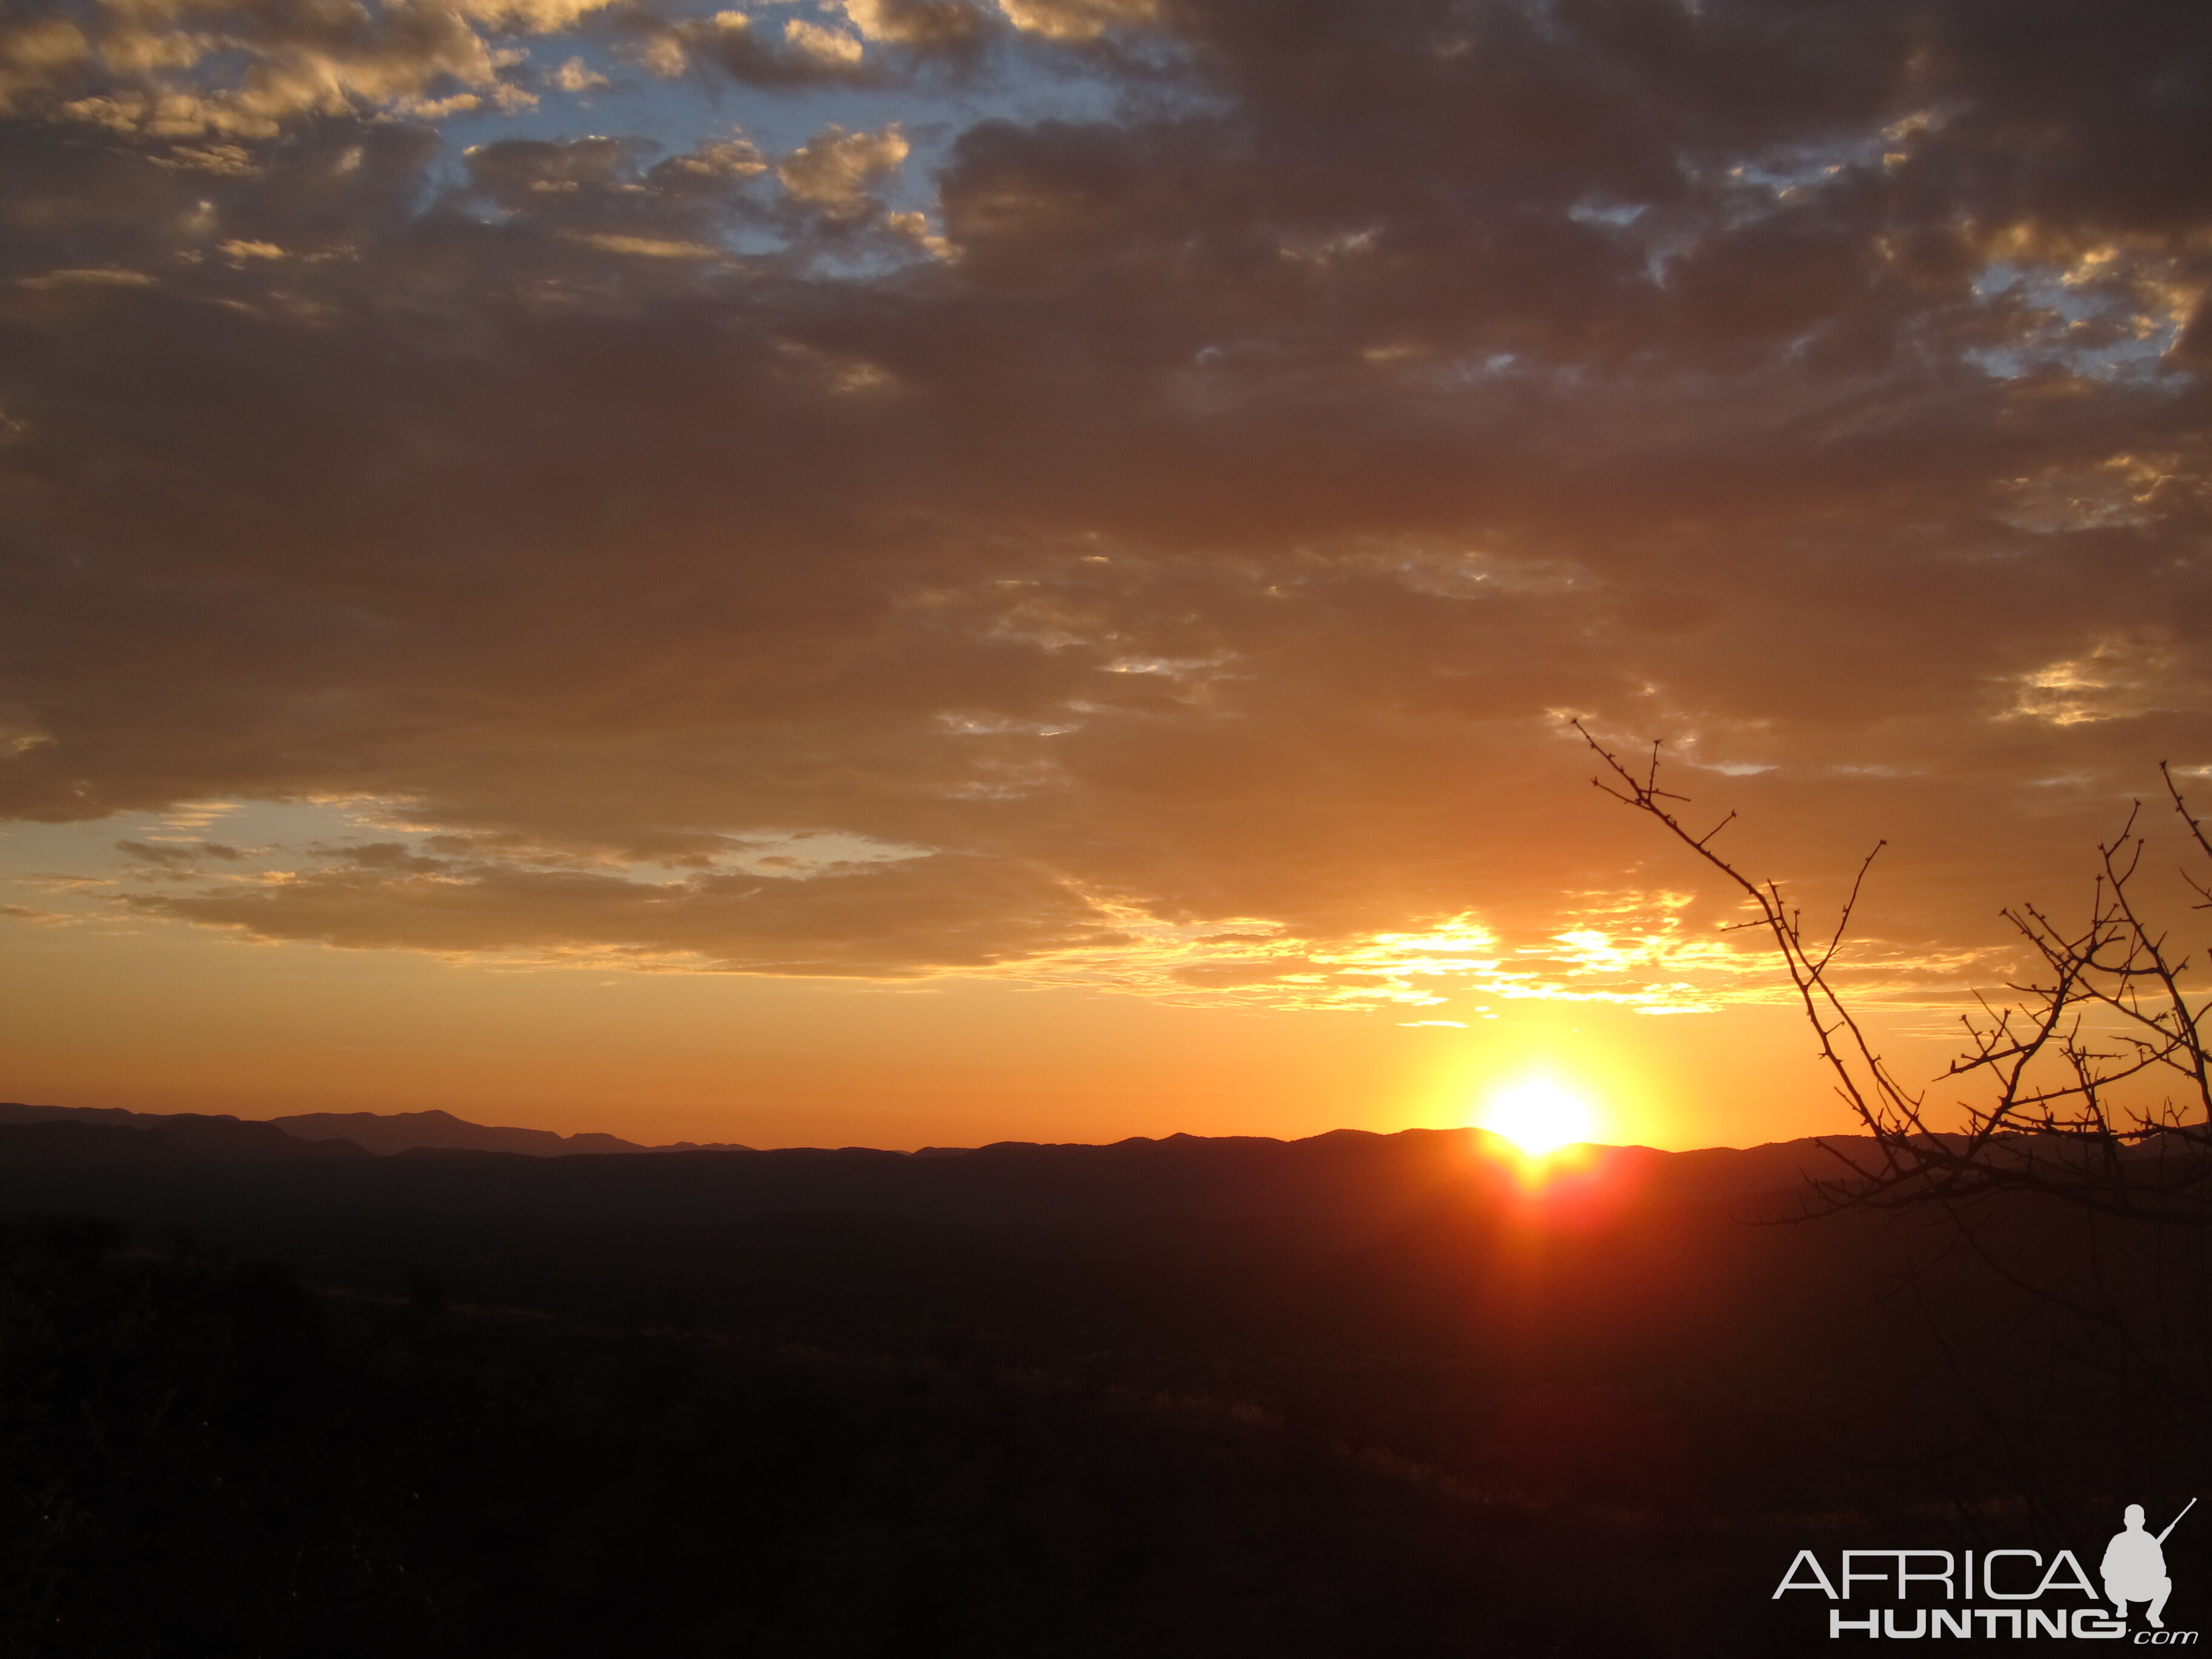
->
[[1575, 721, 2212, 1228]]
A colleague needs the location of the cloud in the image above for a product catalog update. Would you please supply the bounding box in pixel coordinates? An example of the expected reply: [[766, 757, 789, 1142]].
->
[[564, 231, 722, 258], [16, 0, 578, 142], [124, 848, 1125, 976], [654, 10, 879, 88], [838, 0, 991, 50], [550, 55, 607, 92], [783, 19, 863, 65], [993, 0, 1156, 42], [2, 902, 78, 926], [0, 0, 2208, 1013], [776, 122, 909, 211], [0, 16, 92, 112], [115, 837, 247, 868]]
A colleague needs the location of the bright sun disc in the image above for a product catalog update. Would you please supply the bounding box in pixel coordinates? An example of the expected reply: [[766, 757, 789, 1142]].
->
[[1480, 1079, 1596, 1158]]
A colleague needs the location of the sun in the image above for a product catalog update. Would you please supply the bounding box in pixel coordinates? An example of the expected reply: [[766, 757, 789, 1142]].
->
[[1479, 1078, 1598, 1158]]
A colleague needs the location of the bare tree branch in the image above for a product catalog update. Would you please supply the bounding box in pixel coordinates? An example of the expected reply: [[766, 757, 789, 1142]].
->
[[1574, 720, 2212, 1227]]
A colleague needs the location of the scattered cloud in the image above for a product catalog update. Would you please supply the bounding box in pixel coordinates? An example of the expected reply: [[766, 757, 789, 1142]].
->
[[776, 122, 909, 210], [993, 0, 1156, 42], [551, 56, 608, 93], [1, 903, 76, 927]]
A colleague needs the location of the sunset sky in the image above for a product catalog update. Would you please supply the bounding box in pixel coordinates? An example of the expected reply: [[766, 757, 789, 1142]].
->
[[2, 0, 2206, 1149]]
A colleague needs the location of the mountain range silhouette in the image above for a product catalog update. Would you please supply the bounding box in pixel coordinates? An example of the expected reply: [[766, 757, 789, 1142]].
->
[[0, 1098, 1898, 1227]]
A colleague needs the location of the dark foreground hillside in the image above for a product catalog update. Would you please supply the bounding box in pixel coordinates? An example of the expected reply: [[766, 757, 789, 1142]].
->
[[4, 1221, 1689, 1659], [2, 1123, 2205, 1655]]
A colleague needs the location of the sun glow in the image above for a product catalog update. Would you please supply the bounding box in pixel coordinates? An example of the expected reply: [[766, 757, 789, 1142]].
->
[[1479, 1078, 1599, 1158]]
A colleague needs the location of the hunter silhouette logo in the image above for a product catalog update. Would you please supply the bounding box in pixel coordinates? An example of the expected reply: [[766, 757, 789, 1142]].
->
[[1775, 1500, 2197, 1641], [2107, 1501, 2193, 1631]]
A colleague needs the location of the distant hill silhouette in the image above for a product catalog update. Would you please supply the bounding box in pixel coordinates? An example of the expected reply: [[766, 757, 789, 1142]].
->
[[0, 1102, 1884, 1224], [267, 1108, 748, 1158], [0, 1101, 749, 1158]]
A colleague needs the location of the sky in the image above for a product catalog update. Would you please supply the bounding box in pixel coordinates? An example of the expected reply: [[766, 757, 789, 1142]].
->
[[1, 0, 2208, 1150]]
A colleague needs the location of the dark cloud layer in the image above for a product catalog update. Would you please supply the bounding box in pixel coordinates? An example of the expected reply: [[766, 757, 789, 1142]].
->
[[2, 0, 2208, 1002]]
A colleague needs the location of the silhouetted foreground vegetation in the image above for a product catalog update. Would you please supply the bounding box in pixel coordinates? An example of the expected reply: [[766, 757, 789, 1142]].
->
[[2, 1127, 2204, 1654]]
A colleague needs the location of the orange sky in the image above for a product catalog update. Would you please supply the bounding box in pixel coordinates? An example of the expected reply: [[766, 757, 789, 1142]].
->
[[0, 834, 2066, 1150], [4, 907, 1932, 1150], [1, 0, 2205, 1150]]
